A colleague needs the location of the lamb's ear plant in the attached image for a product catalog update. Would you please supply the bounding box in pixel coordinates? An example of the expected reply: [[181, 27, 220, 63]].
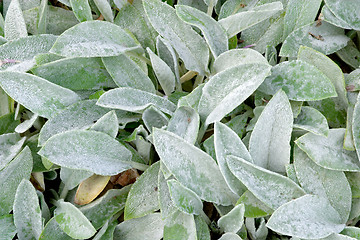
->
[[1, 0, 360, 239]]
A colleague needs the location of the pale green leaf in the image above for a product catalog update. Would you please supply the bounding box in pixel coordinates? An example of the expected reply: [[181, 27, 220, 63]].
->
[[352, 93, 360, 160], [15, 113, 38, 134], [280, 21, 350, 57], [227, 155, 305, 210], [102, 54, 155, 93], [70, 0, 93, 22], [321, 5, 353, 30], [156, 36, 180, 85], [336, 40, 360, 69], [0, 72, 80, 119], [0, 113, 20, 135], [163, 210, 197, 240], [176, 5, 228, 58], [124, 162, 160, 220], [93, 0, 114, 22], [266, 195, 345, 239], [13, 179, 42, 240], [143, 0, 209, 76], [345, 172, 360, 198], [258, 60, 337, 101], [142, 106, 169, 132], [0, 146, 32, 215], [293, 106, 329, 136], [153, 128, 237, 206], [0, 215, 16, 240], [294, 146, 352, 223], [236, 190, 273, 218], [219, 2, 283, 38], [249, 89, 293, 173], [38, 130, 134, 175], [296, 129, 360, 171], [90, 110, 118, 138], [113, 213, 164, 240], [0, 133, 25, 170], [97, 87, 176, 115], [178, 0, 207, 13], [341, 227, 360, 239], [60, 167, 93, 190], [324, 0, 360, 30], [218, 0, 259, 19], [39, 218, 72, 240], [4, 0, 27, 40], [158, 170, 177, 220], [92, 218, 118, 240], [37, 0, 48, 34], [218, 204, 245, 233], [194, 215, 211, 240], [50, 21, 142, 58], [54, 200, 96, 239], [219, 232, 242, 240]]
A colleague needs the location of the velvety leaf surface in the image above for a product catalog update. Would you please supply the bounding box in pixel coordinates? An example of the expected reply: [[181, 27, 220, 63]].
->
[[163, 210, 197, 240], [324, 0, 360, 30], [293, 106, 329, 136], [4, 0, 27, 40], [217, 204, 245, 233], [0, 215, 16, 240], [0, 133, 25, 170], [70, 0, 93, 22], [39, 217, 72, 240]]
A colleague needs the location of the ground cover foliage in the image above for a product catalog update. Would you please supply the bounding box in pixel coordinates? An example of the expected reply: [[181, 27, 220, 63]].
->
[[1, 0, 360, 239]]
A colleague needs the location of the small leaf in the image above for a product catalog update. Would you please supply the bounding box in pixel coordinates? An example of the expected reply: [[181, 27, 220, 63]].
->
[[13, 179, 43, 240], [60, 167, 93, 190], [295, 129, 360, 171], [124, 162, 160, 220], [38, 130, 134, 175], [54, 200, 96, 239], [324, 0, 360, 30], [50, 21, 142, 58], [293, 106, 329, 136], [258, 60, 337, 101], [93, 0, 114, 22], [97, 87, 176, 115], [194, 215, 211, 240], [90, 110, 119, 138], [74, 175, 111, 205], [266, 195, 345, 239], [163, 210, 197, 240], [167, 179, 203, 215], [39, 217, 72, 240], [219, 232, 242, 240], [227, 155, 305, 210], [142, 106, 169, 132], [249, 89, 293, 173], [0, 215, 17, 240], [218, 204, 245, 233], [176, 5, 228, 58], [0, 133, 25, 170], [153, 128, 237, 206], [70, 0, 93, 22], [4, 0, 27, 40], [236, 191, 273, 218], [0, 71, 80, 119], [156, 36, 180, 85], [158, 170, 177, 220]]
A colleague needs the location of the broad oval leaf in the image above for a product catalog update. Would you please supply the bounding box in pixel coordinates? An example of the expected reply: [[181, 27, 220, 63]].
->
[[295, 129, 360, 171], [97, 87, 176, 115], [167, 179, 203, 215], [38, 130, 134, 175], [176, 5, 228, 58], [39, 217, 73, 240], [217, 204, 245, 233], [280, 21, 350, 57], [293, 106, 329, 136], [54, 200, 96, 239], [74, 175, 111, 205], [143, 0, 209, 76], [294, 146, 351, 223], [70, 0, 93, 22], [163, 210, 197, 240], [13, 179, 43, 240], [321, 5, 353, 30], [0, 133, 25, 170], [153, 128, 237, 206], [266, 195, 345, 239], [4, 0, 27, 40], [0, 71, 80, 119], [0, 215, 16, 240], [227, 155, 305, 210], [50, 21, 142, 57], [124, 162, 160, 220], [198, 63, 271, 124], [324, 0, 360, 30], [249, 89, 293, 173], [258, 60, 337, 101]]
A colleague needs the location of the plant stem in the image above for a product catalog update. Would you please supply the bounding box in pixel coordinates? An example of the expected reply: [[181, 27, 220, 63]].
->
[[59, 186, 69, 199], [180, 70, 197, 83], [207, 0, 214, 16], [130, 162, 149, 171], [200, 209, 211, 225]]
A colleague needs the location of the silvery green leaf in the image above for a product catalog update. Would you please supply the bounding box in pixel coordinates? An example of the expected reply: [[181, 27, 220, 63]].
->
[[70, 0, 93, 22], [246, 217, 268, 240], [102, 54, 155, 93], [13, 179, 43, 240], [294, 106, 329, 136], [153, 128, 237, 206], [214, 122, 252, 196], [39, 217, 72, 240], [90, 110, 118, 138], [0, 113, 20, 135], [0, 72, 80, 119], [163, 210, 197, 240], [4, 0, 27, 40], [37, 0, 48, 34], [227, 155, 305, 210], [158, 170, 177, 220], [177, 84, 204, 110], [266, 195, 345, 239], [218, 204, 245, 233], [97, 87, 176, 115], [346, 69, 360, 91], [80, 186, 130, 229], [324, 0, 360, 30], [258, 60, 337, 101], [282, 0, 322, 40], [349, 198, 360, 220], [143, 0, 209, 76], [286, 164, 299, 184], [176, 5, 228, 58], [15, 113, 38, 134], [50, 21, 142, 58], [280, 21, 350, 57], [54, 200, 96, 239], [236, 190, 273, 218], [38, 130, 136, 175], [167, 106, 199, 144], [336, 40, 360, 69], [167, 179, 203, 215], [0, 133, 25, 170], [124, 162, 160, 220], [199, 63, 271, 125], [142, 106, 169, 132], [0, 146, 32, 215], [345, 172, 360, 198], [178, 0, 208, 13], [321, 5, 353, 30], [0, 215, 16, 240], [93, 0, 114, 22], [113, 213, 164, 240], [60, 167, 93, 190], [219, 2, 283, 38], [218, 0, 259, 19], [249, 89, 293, 173], [296, 129, 360, 171], [92, 217, 118, 240], [341, 227, 360, 239], [352, 93, 360, 160], [31, 57, 116, 91], [294, 146, 351, 223], [194, 215, 211, 240], [219, 232, 242, 240], [147, 48, 176, 96]]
